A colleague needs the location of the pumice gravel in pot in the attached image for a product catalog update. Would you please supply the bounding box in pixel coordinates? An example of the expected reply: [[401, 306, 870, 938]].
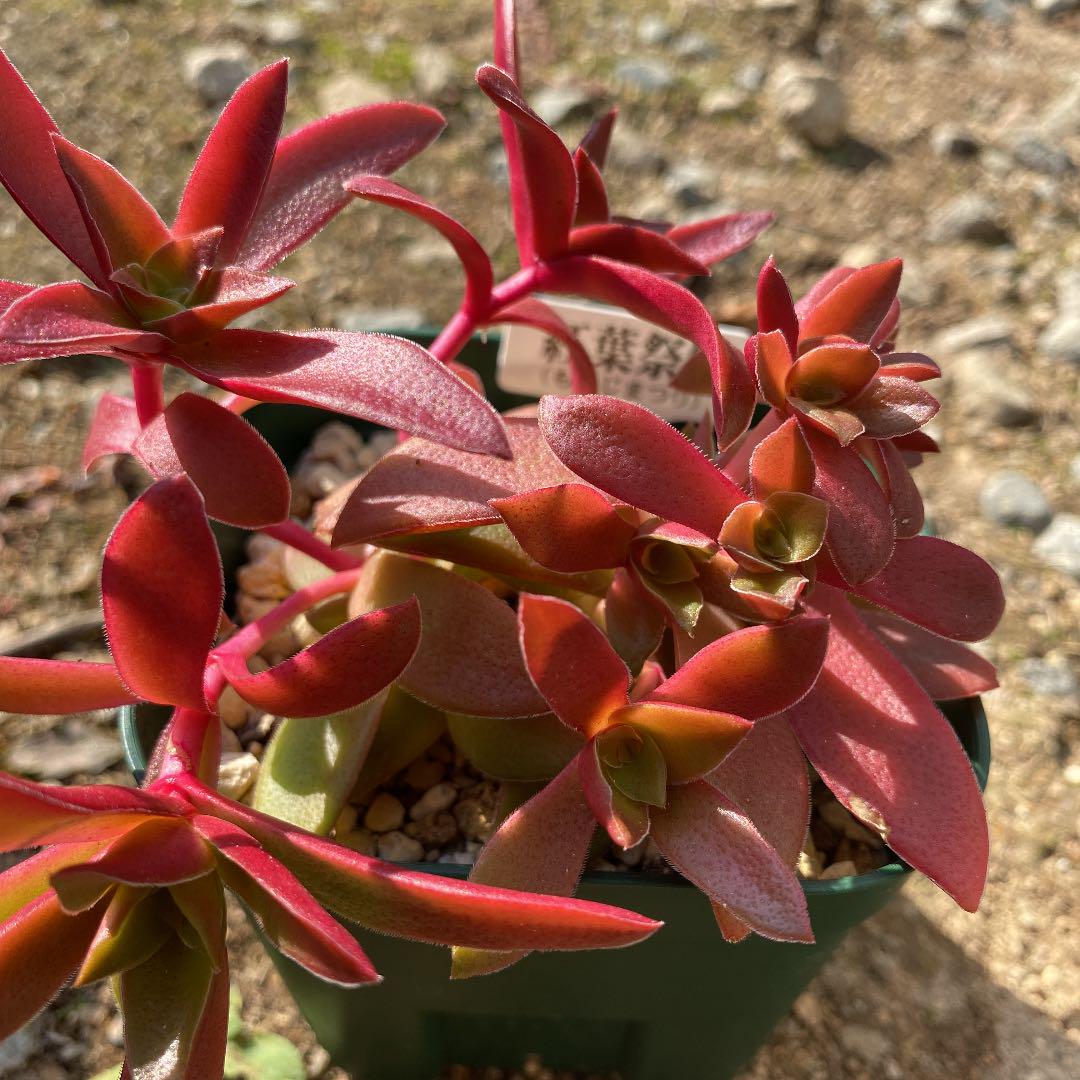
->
[[0, 1, 1002, 1077]]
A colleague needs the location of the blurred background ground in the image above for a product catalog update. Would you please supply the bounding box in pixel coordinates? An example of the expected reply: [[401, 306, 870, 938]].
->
[[0, 0, 1078, 1076]]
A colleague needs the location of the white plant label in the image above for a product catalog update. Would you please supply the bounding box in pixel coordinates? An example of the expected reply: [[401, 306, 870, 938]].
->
[[495, 296, 749, 422]]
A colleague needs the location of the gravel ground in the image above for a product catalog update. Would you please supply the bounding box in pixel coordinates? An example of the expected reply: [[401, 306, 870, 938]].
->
[[1, 0, 1078, 1077]]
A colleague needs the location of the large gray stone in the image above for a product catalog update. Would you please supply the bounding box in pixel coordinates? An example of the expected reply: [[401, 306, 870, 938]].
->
[[769, 63, 848, 149], [951, 350, 1038, 428], [934, 314, 1016, 354], [1033, 514, 1080, 578], [979, 472, 1053, 532], [614, 58, 675, 93], [5, 726, 122, 780], [928, 194, 1009, 245], [1033, 0, 1080, 16], [1016, 657, 1079, 698], [1008, 132, 1076, 176], [1038, 316, 1080, 364], [917, 0, 970, 34], [183, 46, 255, 106], [532, 85, 593, 126]]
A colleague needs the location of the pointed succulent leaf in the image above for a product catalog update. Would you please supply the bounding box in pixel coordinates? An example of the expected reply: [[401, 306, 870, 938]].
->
[[787, 586, 989, 911], [76, 889, 171, 986], [492, 483, 635, 573], [493, 297, 598, 393], [173, 61, 288, 264], [82, 392, 140, 472], [612, 702, 750, 783], [566, 223, 710, 276], [849, 375, 939, 439], [651, 781, 812, 942], [644, 616, 829, 719], [193, 815, 379, 985], [101, 474, 223, 709], [852, 535, 1004, 642], [218, 599, 419, 718], [144, 226, 224, 287], [145, 709, 222, 788], [794, 267, 853, 321], [538, 394, 745, 536], [178, 776, 661, 953], [0, 48, 101, 281], [791, 401, 865, 446], [754, 328, 794, 411], [351, 551, 547, 717], [719, 502, 779, 573], [451, 758, 597, 979], [786, 342, 879, 406], [132, 392, 290, 528], [169, 874, 227, 966], [518, 593, 630, 736], [449, 711, 584, 782], [578, 108, 617, 169], [729, 567, 809, 617], [878, 438, 924, 538], [175, 328, 511, 458], [798, 259, 902, 345], [879, 351, 940, 382], [572, 148, 610, 226], [578, 741, 650, 849], [762, 492, 829, 563], [756, 258, 799, 355], [0, 843, 101, 925], [749, 416, 814, 500], [603, 568, 666, 673], [347, 176, 493, 310], [476, 64, 577, 261], [665, 211, 774, 268], [597, 725, 667, 806], [0, 655, 138, 715]]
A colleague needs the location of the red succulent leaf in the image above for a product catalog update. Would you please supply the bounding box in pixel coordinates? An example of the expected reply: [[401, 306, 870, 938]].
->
[[477, 64, 577, 261], [0, 656, 138, 715], [537, 394, 745, 537], [893, 430, 939, 454], [145, 709, 222, 788], [793, 267, 853, 321], [173, 61, 288, 265], [578, 741, 650, 848], [798, 259, 902, 345], [347, 176, 494, 311], [604, 567, 666, 673], [82, 392, 140, 472], [0, 48, 102, 282], [216, 598, 420, 717], [803, 423, 894, 585], [53, 137, 170, 274], [644, 616, 829, 719], [754, 328, 794, 411], [666, 211, 774, 268], [331, 418, 578, 546], [241, 102, 446, 271], [177, 775, 662, 953], [787, 586, 989, 912], [144, 227, 223, 287], [578, 108, 618, 169], [101, 474, 224, 710], [493, 297, 598, 393], [650, 781, 813, 943], [786, 342, 879, 406], [132, 392, 290, 528], [0, 279, 34, 315], [0, 843, 101, 924], [756, 258, 799, 355], [850, 535, 1005, 642], [518, 593, 630, 736], [749, 416, 814, 499], [351, 551, 547, 717], [572, 148, 610, 226], [877, 438, 924, 538], [174, 328, 511, 458], [0, 891, 106, 1042], [193, 815, 379, 985], [719, 502, 779, 573], [533, 256, 755, 449], [168, 873, 227, 965], [859, 608, 999, 700], [452, 758, 597, 979], [76, 889, 174, 987], [879, 351, 941, 382], [849, 375, 939, 440], [567, 223, 709, 276], [492, 483, 635, 573]]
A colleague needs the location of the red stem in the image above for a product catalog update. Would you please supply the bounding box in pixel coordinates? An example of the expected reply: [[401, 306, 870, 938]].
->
[[262, 519, 365, 572]]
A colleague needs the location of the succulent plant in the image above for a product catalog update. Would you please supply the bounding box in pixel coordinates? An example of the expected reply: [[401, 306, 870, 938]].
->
[[0, 2, 1003, 1076]]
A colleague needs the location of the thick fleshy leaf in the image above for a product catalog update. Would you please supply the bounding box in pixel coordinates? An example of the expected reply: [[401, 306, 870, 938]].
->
[[350, 551, 547, 717], [119, 931, 228, 1080], [0, 279, 35, 315], [0, 49, 101, 281], [175, 329, 511, 458], [852, 535, 1004, 642], [538, 394, 745, 537], [492, 483, 634, 573], [533, 256, 755, 448], [572, 148, 610, 226], [252, 692, 387, 835], [241, 102, 445, 270], [0, 655, 137, 714], [451, 759, 597, 979], [578, 742, 650, 849], [144, 227, 224, 288], [218, 599, 419, 718], [0, 844, 101, 925], [476, 64, 576, 261], [76, 889, 172, 986], [760, 492, 828, 564], [794, 267, 853, 322], [174, 61, 288, 264], [803, 423, 894, 585], [850, 375, 939, 440], [666, 212, 774, 268], [598, 726, 667, 806], [792, 401, 865, 447], [83, 392, 140, 472], [449, 711, 584, 782], [719, 502, 780, 573], [603, 568, 665, 673], [612, 702, 749, 782], [332, 418, 576, 546], [518, 593, 629, 736], [178, 776, 662, 953], [644, 616, 829, 720], [101, 474, 223, 709], [798, 259, 902, 345], [132, 392, 290, 528], [878, 437, 924, 537], [567, 223, 709, 276], [347, 176, 493, 309], [194, 814, 379, 985], [786, 342, 879, 406], [651, 781, 812, 942], [859, 608, 998, 700], [578, 108, 617, 169], [879, 351, 941, 382], [493, 297, 598, 393], [749, 416, 814, 500], [754, 329, 794, 411], [0, 891, 105, 1041], [788, 586, 989, 911], [145, 709, 221, 788], [53, 138, 170, 274], [756, 258, 798, 356]]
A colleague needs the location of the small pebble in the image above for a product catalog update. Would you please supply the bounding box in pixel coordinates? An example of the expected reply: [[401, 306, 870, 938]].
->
[[341, 828, 377, 856], [377, 831, 425, 862], [979, 472, 1053, 532], [365, 792, 406, 832], [819, 859, 858, 880], [409, 781, 458, 820], [404, 758, 445, 789], [217, 752, 260, 800]]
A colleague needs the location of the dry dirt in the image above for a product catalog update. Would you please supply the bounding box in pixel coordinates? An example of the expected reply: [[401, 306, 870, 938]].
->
[[1, 0, 1078, 1078]]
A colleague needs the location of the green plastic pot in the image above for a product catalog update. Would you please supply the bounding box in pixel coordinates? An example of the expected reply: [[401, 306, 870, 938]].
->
[[119, 330, 992, 1079]]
